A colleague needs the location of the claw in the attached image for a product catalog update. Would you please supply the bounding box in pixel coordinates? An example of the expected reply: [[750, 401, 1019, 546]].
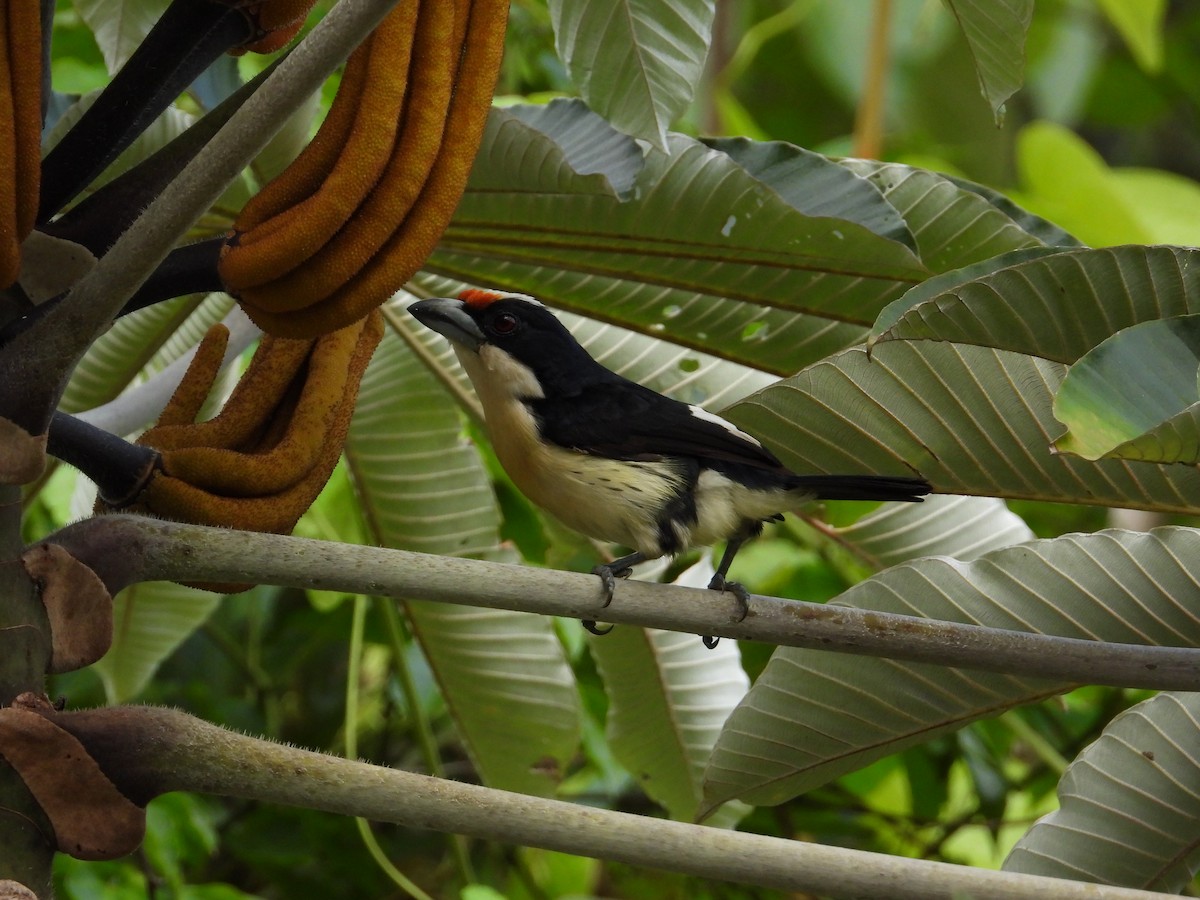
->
[[707, 572, 751, 622], [701, 573, 752, 649], [591, 564, 624, 608], [582, 619, 615, 636]]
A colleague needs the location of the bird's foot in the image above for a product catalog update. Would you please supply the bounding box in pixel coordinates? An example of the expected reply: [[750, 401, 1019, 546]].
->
[[707, 572, 752, 621], [586, 562, 634, 639], [703, 573, 751, 649], [591, 562, 634, 608]]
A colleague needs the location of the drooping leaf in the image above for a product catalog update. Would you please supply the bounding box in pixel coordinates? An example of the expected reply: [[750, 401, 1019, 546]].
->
[[944, 0, 1034, 124], [345, 301, 580, 796], [1004, 691, 1200, 891], [548, 0, 715, 149], [700, 527, 1200, 814], [875, 245, 1200, 364], [1053, 315, 1200, 463]]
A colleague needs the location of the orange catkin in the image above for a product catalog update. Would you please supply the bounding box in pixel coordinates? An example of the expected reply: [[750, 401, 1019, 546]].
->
[[235, 0, 508, 338], [235, 0, 461, 312], [0, 3, 42, 287], [219, 0, 422, 291]]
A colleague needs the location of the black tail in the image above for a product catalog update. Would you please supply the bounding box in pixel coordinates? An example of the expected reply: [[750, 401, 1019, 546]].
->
[[789, 474, 931, 503]]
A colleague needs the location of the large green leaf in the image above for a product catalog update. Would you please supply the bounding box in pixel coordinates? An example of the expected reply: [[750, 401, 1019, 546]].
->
[[875, 245, 1200, 363], [1053, 316, 1200, 463], [345, 302, 580, 797], [439, 109, 1090, 372], [1004, 691, 1200, 891], [944, 0, 1033, 124], [589, 563, 749, 825], [727, 341, 1200, 512], [700, 527, 1200, 814], [436, 107, 927, 321], [548, 0, 715, 149]]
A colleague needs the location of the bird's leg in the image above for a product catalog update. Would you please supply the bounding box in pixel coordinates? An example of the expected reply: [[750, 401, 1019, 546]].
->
[[702, 537, 752, 648], [585, 550, 647, 637]]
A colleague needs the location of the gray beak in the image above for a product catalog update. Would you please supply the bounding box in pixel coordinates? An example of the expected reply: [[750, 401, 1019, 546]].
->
[[409, 298, 486, 352]]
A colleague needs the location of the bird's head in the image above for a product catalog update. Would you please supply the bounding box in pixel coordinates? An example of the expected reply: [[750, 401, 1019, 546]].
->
[[410, 290, 601, 399]]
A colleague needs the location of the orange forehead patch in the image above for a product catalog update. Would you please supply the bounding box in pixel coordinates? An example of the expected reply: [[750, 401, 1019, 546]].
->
[[458, 289, 505, 308]]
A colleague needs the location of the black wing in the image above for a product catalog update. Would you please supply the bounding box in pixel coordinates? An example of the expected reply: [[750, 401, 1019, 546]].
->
[[530, 379, 787, 470]]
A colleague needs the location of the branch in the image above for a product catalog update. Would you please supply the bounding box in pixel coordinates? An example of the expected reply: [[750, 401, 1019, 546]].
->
[[43, 705, 1170, 900], [43, 515, 1200, 692]]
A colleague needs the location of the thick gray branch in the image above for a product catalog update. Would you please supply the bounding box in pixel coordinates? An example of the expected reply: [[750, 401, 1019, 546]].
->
[[49, 706, 1170, 900], [47, 515, 1200, 691]]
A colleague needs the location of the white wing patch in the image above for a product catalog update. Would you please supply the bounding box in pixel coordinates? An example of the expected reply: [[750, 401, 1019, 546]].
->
[[686, 405, 763, 448]]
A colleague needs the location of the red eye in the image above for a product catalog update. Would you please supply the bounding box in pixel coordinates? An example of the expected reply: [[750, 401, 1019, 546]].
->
[[490, 313, 519, 335]]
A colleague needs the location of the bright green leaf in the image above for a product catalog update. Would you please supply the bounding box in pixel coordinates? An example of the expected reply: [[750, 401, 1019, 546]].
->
[[1011, 121, 1152, 247], [1094, 0, 1166, 73], [1053, 315, 1200, 463]]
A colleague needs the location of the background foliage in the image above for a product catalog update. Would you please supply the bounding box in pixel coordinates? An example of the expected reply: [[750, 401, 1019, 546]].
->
[[32, 0, 1200, 897]]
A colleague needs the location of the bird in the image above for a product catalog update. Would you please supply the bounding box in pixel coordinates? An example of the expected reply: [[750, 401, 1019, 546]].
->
[[410, 289, 930, 646]]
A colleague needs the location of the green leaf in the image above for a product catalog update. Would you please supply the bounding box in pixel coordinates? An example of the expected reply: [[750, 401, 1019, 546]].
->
[[870, 246, 1068, 338], [92, 581, 221, 703], [589, 564, 749, 824], [705, 138, 915, 250], [1053, 315, 1200, 463], [944, 0, 1034, 124], [548, 0, 715, 149], [433, 109, 941, 373], [1110, 167, 1200, 247], [875, 245, 1200, 364], [700, 527, 1200, 813], [1004, 691, 1200, 891], [346, 302, 580, 796], [74, 0, 169, 74], [1011, 121, 1152, 247], [727, 340, 1200, 512], [830, 494, 1034, 572], [838, 161, 1049, 271], [1094, 0, 1166, 73]]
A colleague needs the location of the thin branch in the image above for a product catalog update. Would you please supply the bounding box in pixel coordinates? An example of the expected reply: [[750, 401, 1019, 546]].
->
[[853, 0, 891, 159], [45, 705, 1173, 900], [44, 515, 1200, 692]]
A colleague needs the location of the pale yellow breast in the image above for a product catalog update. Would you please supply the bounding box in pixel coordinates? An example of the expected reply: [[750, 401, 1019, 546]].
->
[[454, 344, 685, 556]]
